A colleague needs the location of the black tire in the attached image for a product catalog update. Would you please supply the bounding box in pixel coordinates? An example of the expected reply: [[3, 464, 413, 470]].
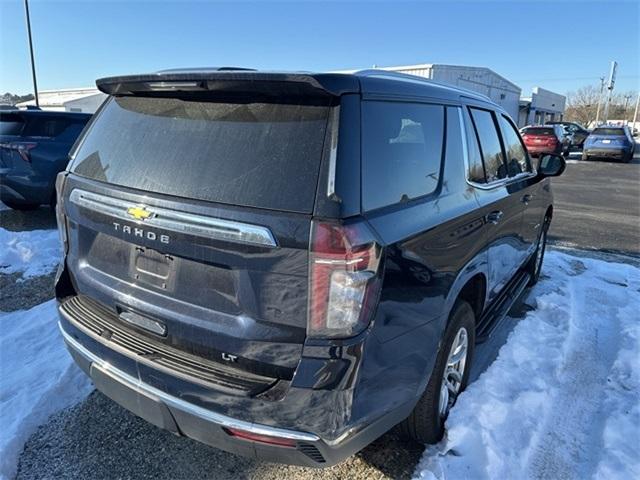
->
[[400, 300, 475, 444], [526, 216, 550, 286], [2, 200, 39, 211], [624, 151, 634, 163]]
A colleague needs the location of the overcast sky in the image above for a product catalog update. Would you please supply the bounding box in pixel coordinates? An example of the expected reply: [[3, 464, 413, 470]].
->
[[1, 0, 638, 96]]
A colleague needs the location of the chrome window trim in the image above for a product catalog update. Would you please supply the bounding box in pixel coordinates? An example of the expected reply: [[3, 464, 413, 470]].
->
[[326, 106, 340, 199], [59, 322, 319, 442], [458, 107, 537, 191], [69, 189, 277, 247]]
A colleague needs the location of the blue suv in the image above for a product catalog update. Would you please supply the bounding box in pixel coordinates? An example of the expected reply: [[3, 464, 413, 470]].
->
[[1, 109, 91, 210]]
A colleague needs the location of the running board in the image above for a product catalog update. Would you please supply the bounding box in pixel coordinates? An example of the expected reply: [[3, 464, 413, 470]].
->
[[475, 270, 531, 343]]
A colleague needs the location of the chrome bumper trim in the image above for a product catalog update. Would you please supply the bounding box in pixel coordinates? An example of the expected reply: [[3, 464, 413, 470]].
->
[[59, 321, 319, 443]]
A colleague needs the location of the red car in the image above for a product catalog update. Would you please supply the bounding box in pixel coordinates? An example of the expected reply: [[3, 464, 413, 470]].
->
[[520, 125, 571, 157]]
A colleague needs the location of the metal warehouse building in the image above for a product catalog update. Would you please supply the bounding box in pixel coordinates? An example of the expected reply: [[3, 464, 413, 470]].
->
[[374, 64, 522, 121], [16, 87, 107, 113]]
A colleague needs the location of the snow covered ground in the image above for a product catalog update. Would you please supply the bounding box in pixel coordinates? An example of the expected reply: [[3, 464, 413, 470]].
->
[[0, 224, 92, 480], [414, 251, 640, 480], [0, 302, 93, 480], [0, 227, 61, 278]]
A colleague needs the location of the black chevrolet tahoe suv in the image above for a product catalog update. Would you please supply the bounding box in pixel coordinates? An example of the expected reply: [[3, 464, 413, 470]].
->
[[55, 69, 565, 467]]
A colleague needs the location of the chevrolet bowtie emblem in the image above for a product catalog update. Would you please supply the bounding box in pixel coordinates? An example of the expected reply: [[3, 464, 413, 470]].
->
[[126, 206, 153, 221]]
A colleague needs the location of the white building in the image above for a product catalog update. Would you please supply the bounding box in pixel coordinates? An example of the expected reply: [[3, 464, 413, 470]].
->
[[16, 87, 107, 113], [361, 64, 522, 121], [518, 87, 566, 126]]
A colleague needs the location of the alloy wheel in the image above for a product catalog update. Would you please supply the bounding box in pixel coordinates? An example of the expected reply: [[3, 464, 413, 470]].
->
[[438, 327, 468, 418]]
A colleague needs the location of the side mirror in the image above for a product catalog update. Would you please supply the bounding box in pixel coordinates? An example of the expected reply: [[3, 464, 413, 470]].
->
[[538, 153, 566, 177]]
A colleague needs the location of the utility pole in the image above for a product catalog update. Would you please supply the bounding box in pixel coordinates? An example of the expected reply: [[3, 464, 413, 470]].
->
[[595, 76, 605, 125], [603, 61, 617, 124], [24, 0, 39, 107], [633, 92, 640, 130], [622, 94, 633, 122]]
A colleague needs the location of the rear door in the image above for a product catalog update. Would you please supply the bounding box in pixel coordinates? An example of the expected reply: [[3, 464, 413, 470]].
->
[[61, 92, 335, 379], [465, 107, 529, 301]]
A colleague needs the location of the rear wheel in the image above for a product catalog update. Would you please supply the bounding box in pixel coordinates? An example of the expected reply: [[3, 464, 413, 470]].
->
[[527, 216, 550, 286], [400, 300, 475, 444], [2, 200, 39, 211]]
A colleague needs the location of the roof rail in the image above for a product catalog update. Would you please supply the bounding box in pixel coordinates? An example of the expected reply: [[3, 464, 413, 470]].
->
[[354, 69, 495, 104]]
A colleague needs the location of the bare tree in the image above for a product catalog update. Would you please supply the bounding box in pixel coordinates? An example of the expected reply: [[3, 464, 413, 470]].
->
[[564, 84, 602, 126]]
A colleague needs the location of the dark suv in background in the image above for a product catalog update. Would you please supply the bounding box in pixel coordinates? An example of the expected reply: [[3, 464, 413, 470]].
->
[[1, 109, 91, 210], [55, 69, 565, 467], [546, 121, 590, 148]]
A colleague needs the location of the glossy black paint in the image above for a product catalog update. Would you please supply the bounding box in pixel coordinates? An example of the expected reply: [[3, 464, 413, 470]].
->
[[56, 69, 556, 467]]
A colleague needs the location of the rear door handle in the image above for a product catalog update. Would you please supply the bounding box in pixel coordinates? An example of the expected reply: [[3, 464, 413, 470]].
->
[[521, 194, 533, 204], [486, 210, 504, 224]]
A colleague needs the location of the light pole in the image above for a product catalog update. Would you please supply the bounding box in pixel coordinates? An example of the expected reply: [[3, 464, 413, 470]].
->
[[595, 76, 605, 125], [24, 0, 39, 107], [633, 92, 640, 130], [603, 61, 617, 124]]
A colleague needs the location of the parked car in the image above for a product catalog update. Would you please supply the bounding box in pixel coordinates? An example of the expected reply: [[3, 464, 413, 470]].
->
[[0, 110, 91, 210], [582, 126, 636, 162], [520, 125, 571, 157], [54, 69, 565, 467], [546, 121, 590, 148]]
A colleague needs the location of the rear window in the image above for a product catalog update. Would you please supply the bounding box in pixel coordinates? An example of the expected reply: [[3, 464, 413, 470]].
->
[[71, 96, 331, 213], [22, 117, 72, 137], [522, 127, 555, 136], [0, 113, 25, 135], [592, 128, 625, 136]]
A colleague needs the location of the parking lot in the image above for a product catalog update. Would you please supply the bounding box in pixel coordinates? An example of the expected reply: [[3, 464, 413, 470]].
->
[[0, 146, 636, 480]]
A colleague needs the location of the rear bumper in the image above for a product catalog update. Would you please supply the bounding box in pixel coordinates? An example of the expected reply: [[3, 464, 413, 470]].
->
[[583, 148, 629, 159], [58, 310, 413, 467], [525, 146, 561, 156]]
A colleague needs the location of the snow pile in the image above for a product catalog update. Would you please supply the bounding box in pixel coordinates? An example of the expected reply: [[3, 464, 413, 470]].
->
[[0, 301, 93, 480], [415, 251, 640, 480], [0, 227, 61, 278]]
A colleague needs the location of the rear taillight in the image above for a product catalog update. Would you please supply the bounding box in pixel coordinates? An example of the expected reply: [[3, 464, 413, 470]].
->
[[55, 172, 68, 253], [308, 220, 382, 339], [6, 142, 38, 162]]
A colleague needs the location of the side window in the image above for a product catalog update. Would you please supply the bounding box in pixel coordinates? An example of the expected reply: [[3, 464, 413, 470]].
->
[[498, 114, 532, 176], [469, 108, 507, 183], [362, 101, 444, 211], [463, 108, 486, 183]]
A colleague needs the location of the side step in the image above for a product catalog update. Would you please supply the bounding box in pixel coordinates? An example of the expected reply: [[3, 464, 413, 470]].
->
[[475, 270, 531, 343]]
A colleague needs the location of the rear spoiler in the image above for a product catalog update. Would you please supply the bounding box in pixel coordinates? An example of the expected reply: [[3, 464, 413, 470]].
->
[[95, 71, 360, 98]]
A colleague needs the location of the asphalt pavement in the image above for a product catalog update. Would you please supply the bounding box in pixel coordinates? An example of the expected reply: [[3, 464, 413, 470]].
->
[[548, 146, 640, 256]]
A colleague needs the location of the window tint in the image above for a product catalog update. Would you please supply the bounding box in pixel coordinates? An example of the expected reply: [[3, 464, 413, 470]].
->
[[463, 108, 486, 183], [23, 117, 70, 137], [0, 113, 25, 135], [362, 102, 444, 211], [71, 96, 330, 213], [522, 127, 555, 136], [498, 115, 531, 176], [469, 108, 507, 182], [592, 128, 625, 136]]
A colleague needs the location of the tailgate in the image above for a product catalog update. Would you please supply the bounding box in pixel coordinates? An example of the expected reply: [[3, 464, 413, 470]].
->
[[62, 175, 311, 377]]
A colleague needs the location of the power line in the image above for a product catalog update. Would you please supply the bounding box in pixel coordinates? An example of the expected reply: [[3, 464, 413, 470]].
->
[[512, 75, 639, 83]]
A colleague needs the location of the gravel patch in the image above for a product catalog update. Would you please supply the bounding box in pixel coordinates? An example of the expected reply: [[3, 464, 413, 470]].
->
[[0, 272, 56, 312], [16, 391, 423, 480]]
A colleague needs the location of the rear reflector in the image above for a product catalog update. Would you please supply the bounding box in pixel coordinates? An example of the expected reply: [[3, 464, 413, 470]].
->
[[224, 427, 296, 447], [308, 221, 382, 339]]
